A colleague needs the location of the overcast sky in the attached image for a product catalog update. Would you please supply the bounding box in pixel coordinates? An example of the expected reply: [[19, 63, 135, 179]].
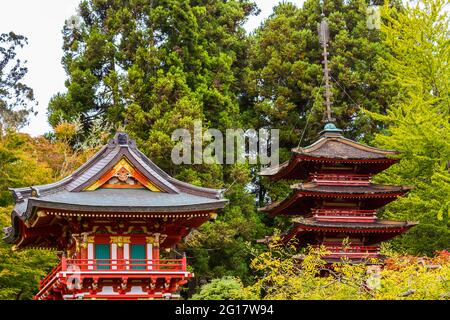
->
[[0, 0, 304, 136]]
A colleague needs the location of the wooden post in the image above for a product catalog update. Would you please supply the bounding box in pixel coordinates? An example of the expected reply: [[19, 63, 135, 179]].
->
[[181, 253, 187, 271], [61, 254, 67, 271]]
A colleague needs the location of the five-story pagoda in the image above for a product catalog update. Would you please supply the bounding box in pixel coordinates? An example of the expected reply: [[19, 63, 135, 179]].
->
[[258, 17, 417, 263], [3, 132, 227, 299]]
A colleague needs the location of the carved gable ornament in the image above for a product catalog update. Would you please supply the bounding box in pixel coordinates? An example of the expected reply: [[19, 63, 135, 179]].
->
[[84, 157, 162, 192]]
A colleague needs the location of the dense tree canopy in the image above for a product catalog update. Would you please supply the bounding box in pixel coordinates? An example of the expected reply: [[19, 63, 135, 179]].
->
[[369, 0, 450, 255], [243, 241, 450, 300]]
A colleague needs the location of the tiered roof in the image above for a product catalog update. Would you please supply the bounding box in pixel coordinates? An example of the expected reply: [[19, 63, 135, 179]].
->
[[260, 182, 411, 217], [259, 124, 417, 252]]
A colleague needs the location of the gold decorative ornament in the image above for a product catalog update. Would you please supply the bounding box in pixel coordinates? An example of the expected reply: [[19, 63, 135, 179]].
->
[[109, 236, 131, 247], [37, 211, 47, 217]]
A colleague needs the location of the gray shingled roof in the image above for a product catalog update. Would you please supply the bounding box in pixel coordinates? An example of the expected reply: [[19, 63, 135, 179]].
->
[[291, 182, 412, 194], [292, 217, 418, 230], [292, 131, 399, 160], [259, 130, 399, 178], [27, 188, 228, 212]]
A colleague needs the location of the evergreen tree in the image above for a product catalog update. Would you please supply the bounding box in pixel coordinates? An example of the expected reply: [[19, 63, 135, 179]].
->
[[244, 0, 399, 149]]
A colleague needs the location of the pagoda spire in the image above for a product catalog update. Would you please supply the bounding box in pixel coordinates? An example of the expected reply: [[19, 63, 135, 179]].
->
[[318, 13, 335, 124]]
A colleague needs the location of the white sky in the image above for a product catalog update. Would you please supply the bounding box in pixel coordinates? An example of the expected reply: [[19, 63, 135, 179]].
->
[[0, 0, 304, 136]]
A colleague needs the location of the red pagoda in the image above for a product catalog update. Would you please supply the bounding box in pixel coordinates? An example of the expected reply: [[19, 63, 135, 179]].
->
[[258, 17, 417, 263], [3, 132, 227, 299]]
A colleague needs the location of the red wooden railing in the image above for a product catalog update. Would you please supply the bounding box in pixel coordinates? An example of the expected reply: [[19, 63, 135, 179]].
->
[[39, 261, 62, 290], [312, 208, 377, 222], [64, 258, 187, 271], [38, 256, 188, 291], [316, 244, 381, 258], [312, 208, 376, 216], [309, 173, 371, 186]]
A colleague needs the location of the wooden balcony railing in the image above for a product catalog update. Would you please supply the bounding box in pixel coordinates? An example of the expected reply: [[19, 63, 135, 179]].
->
[[38, 256, 187, 291], [39, 261, 62, 290], [315, 244, 381, 259], [312, 208, 377, 222], [308, 173, 371, 186], [64, 257, 187, 271]]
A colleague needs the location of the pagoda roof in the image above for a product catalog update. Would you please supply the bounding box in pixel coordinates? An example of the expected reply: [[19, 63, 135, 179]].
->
[[282, 218, 418, 244], [292, 133, 398, 160], [260, 182, 411, 217], [4, 132, 227, 245], [291, 182, 411, 194], [291, 218, 417, 230], [260, 129, 399, 180], [11, 189, 227, 214]]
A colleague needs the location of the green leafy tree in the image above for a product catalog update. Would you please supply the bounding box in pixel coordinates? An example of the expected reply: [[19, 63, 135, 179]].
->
[[0, 133, 61, 299], [0, 32, 36, 133], [368, 0, 450, 255], [191, 276, 256, 300], [245, 240, 450, 300]]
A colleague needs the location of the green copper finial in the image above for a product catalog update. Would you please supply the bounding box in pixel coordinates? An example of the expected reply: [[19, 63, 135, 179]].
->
[[321, 122, 343, 135], [324, 122, 336, 130]]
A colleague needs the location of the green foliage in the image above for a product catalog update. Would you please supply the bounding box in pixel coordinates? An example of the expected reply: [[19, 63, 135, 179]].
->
[[0, 32, 36, 132], [0, 207, 57, 300], [0, 132, 53, 206], [185, 180, 269, 284], [191, 276, 256, 300], [245, 240, 450, 300], [0, 132, 63, 299], [367, 0, 450, 255], [244, 0, 399, 148]]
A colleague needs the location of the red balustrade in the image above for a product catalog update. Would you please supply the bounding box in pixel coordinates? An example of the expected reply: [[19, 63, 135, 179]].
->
[[309, 173, 371, 186], [39, 261, 62, 290], [38, 257, 187, 292], [315, 244, 381, 259], [63, 258, 186, 271], [312, 208, 377, 222]]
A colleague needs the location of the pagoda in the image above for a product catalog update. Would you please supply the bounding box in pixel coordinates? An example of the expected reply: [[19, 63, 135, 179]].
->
[[258, 18, 417, 263], [3, 132, 227, 300]]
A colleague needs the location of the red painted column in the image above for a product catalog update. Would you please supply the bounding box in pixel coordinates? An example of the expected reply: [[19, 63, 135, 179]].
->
[[153, 244, 160, 270], [117, 244, 124, 270], [181, 253, 187, 271], [61, 254, 67, 271]]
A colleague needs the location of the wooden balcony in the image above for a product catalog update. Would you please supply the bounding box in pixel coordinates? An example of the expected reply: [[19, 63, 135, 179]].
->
[[36, 256, 189, 299], [308, 173, 371, 186], [312, 208, 377, 222], [64, 257, 186, 272], [317, 244, 381, 260]]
